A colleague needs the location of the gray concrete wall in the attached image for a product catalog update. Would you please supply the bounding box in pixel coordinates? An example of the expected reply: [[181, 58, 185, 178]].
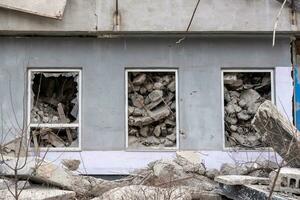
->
[[0, 0, 297, 34], [0, 37, 291, 150]]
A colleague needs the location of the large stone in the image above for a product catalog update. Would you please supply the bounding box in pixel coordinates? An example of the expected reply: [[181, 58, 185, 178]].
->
[[215, 175, 269, 186], [218, 184, 292, 200], [269, 167, 300, 195], [240, 89, 261, 108], [140, 126, 149, 137], [206, 169, 220, 180], [220, 163, 248, 175], [175, 152, 206, 175], [0, 186, 76, 200], [0, 179, 30, 190], [167, 81, 176, 92], [252, 100, 300, 167], [153, 125, 161, 137], [61, 159, 80, 171], [226, 103, 242, 114], [148, 90, 163, 102], [132, 73, 146, 85], [128, 106, 170, 126], [98, 185, 192, 200], [166, 133, 176, 143], [131, 93, 144, 108], [237, 110, 251, 121], [0, 156, 123, 196]]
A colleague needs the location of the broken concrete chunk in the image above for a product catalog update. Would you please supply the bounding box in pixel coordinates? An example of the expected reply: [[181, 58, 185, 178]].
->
[[206, 169, 220, 180], [129, 106, 170, 126], [166, 133, 176, 142], [153, 125, 161, 137], [140, 126, 149, 137], [167, 81, 176, 92], [224, 87, 231, 103], [0, 179, 30, 190], [215, 175, 269, 186], [148, 90, 163, 102], [252, 100, 300, 167], [153, 82, 164, 90], [269, 168, 300, 195], [139, 87, 147, 94], [240, 89, 261, 108], [237, 110, 251, 121], [142, 136, 161, 146], [145, 82, 154, 92], [129, 128, 138, 136], [61, 159, 80, 171], [132, 73, 146, 85], [99, 185, 192, 200], [0, 186, 76, 200], [131, 93, 144, 108]]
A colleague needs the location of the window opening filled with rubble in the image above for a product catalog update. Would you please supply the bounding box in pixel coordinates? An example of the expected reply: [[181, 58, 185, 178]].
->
[[222, 70, 274, 149], [126, 69, 178, 150], [28, 69, 81, 150]]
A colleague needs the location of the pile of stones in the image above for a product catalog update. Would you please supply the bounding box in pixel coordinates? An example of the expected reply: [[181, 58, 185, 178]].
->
[[127, 72, 176, 149], [224, 72, 271, 148]]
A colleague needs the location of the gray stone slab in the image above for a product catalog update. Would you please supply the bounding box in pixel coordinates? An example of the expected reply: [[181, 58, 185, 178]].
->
[[215, 175, 269, 186], [0, 186, 76, 200], [217, 184, 297, 200]]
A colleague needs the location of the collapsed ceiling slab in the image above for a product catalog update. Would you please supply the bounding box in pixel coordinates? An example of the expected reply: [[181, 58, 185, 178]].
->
[[0, 0, 67, 19]]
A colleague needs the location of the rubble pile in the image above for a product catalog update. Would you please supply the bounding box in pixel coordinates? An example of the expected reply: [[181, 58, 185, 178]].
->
[[0, 152, 224, 200], [223, 72, 271, 148], [30, 72, 79, 148], [1, 150, 300, 200], [31, 127, 78, 148], [127, 72, 177, 149], [31, 102, 61, 123]]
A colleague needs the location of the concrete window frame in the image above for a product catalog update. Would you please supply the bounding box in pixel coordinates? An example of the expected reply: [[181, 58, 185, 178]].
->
[[27, 68, 82, 152], [221, 69, 275, 151], [125, 68, 179, 151]]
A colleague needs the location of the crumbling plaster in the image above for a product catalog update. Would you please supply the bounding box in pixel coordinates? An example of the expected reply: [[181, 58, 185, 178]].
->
[[0, 36, 291, 151], [0, 0, 297, 34]]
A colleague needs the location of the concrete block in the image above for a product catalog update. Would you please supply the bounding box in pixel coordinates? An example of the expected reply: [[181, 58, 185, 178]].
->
[[0, 186, 76, 200], [270, 167, 300, 195], [215, 175, 269, 186], [0, 179, 30, 190]]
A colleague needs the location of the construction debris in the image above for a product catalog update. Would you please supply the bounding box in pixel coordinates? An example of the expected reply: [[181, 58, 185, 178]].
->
[[269, 167, 300, 195], [224, 72, 271, 148], [215, 175, 269, 186], [252, 100, 300, 168], [0, 186, 76, 200], [95, 185, 192, 200], [217, 184, 297, 200], [1, 149, 300, 200], [29, 71, 79, 148], [127, 72, 177, 149], [2, 100, 300, 199]]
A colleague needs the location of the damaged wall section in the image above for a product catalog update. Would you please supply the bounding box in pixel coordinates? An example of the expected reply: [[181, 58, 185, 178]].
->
[[126, 69, 178, 150], [28, 69, 81, 149], [223, 70, 274, 149]]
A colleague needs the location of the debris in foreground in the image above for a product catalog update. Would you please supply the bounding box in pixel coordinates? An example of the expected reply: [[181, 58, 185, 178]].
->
[[252, 100, 300, 167]]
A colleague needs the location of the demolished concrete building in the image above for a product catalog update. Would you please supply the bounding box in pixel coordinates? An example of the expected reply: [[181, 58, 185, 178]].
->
[[0, 0, 299, 180]]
